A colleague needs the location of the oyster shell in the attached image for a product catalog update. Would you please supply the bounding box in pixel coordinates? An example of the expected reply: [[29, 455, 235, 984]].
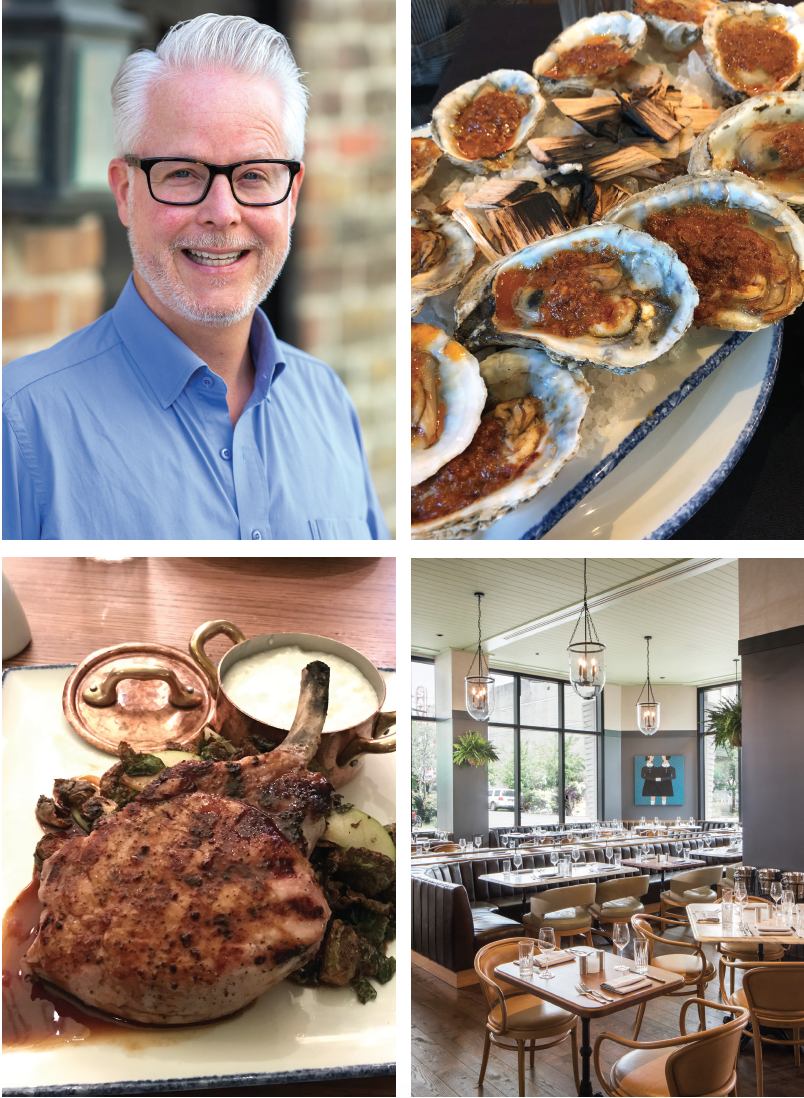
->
[[605, 170, 804, 329], [633, 0, 718, 52], [411, 323, 486, 486], [411, 347, 591, 539], [533, 11, 647, 97], [411, 210, 476, 317], [430, 69, 546, 173], [454, 223, 697, 373], [411, 125, 442, 194], [689, 91, 804, 208], [702, 2, 804, 102]]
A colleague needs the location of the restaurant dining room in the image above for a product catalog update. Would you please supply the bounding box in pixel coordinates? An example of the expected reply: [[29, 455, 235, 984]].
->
[[411, 556, 804, 1098]]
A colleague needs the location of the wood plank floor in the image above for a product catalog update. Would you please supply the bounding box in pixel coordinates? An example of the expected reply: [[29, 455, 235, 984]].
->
[[412, 929, 803, 1097]]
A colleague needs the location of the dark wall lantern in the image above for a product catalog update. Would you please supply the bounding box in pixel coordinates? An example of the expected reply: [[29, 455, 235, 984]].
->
[[3, 0, 145, 218]]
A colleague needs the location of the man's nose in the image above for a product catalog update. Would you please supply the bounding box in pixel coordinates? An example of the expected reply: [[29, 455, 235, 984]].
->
[[195, 171, 242, 224]]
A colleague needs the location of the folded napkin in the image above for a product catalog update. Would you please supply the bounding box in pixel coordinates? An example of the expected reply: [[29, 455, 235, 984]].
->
[[757, 921, 794, 934], [534, 950, 574, 968], [601, 974, 652, 994], [539, 870, 559, 877]]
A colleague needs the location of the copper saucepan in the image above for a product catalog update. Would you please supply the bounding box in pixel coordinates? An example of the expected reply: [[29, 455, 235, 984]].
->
[[189, 619, 396, 787]]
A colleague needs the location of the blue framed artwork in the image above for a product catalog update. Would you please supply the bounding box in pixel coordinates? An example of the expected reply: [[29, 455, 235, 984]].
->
[[634, 754, 684, 806]]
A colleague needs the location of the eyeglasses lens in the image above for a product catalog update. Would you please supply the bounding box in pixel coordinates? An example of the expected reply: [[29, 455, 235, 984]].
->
[[149, 161, 292, 204]]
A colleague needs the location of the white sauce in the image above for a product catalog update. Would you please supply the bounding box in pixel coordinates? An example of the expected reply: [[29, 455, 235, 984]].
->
[[222, 645, 379, 732]]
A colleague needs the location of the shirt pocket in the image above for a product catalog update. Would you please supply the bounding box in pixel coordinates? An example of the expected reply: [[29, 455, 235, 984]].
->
[[308, 518, 373, 540]]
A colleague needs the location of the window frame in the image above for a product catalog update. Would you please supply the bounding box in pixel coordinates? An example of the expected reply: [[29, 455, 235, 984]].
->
[[411, 656, 438, 827], [697, 679, 741, 823]]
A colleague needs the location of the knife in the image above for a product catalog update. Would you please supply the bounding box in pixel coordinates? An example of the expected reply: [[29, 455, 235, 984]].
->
[[628, 969, 669, 983]]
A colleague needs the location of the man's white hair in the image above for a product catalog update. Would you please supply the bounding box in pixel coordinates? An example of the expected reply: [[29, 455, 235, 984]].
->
[[112, 13, 308, 160]]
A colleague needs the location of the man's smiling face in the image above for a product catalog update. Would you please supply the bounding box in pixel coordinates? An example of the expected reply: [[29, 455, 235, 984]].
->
[[110, 69, 303, 327]]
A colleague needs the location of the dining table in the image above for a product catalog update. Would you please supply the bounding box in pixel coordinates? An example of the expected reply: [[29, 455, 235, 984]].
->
[[423, 2, 804, 540], [479, 863, 638, 888], [689, 902, 804, 962], [495, 952, 683, 1096], [620, 855, 705, 886]]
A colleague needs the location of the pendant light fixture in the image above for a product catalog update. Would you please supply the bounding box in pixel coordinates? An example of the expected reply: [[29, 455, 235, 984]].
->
[[465, 592, 494, 721], [567, 559, 606, 699], [637, 635, 660, 735]]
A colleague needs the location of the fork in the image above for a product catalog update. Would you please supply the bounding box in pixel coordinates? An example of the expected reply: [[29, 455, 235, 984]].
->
[[576, 983, 605, 1003], [579, 980, 615, 1002]]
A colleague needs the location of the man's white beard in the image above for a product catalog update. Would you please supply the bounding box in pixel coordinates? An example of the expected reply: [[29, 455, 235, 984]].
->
[[127, 210, 290, 328]]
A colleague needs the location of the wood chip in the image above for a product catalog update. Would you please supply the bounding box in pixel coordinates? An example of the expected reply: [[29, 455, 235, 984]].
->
[[450, 207, 500, 262], [677, 125, 696, 155], [552, 97, 622, 141], [585, 145, 662, 182], [682, 107, 724, 134], [618, 92, 684, 143], [632, 158, 691, 183], [528, 134, 620, 167], [627, 133, 681, 160], [485, 191, 571, 252], [463, 178, 540, 208]]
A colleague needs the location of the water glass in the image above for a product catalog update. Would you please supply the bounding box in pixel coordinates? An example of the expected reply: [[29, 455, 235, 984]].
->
[[722, 900, 733, 925], [519, 940, 534, 977], [503, 859, 512, 880], [634, 939, 649, 974], [614, 852, 622, 867]]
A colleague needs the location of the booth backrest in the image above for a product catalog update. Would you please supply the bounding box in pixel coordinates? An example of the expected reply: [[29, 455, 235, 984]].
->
[[412, 875, 476, 972]]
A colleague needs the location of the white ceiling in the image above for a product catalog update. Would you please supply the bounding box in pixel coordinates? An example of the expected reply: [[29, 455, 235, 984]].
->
[[411, 557, 740, 686]]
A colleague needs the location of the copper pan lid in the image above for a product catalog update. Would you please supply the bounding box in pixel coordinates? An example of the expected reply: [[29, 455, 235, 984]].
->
[[63, 642, 215, 755]]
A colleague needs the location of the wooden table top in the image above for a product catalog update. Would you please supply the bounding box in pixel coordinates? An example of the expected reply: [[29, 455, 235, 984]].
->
[[3, 557, 396, 670], [689, 904, 804, 945], [479, 864, 637, 888], [495, 954, 683, 1018]]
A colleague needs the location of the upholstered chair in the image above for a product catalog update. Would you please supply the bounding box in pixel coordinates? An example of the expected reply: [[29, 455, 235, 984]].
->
[[431, 842, 461, 852], [630, 913, 716, 1037], [716, 863, 740, 899], [590, 875, 650, 936], [593, 998, 748, 1096], [523, 883, 595, 948], [474, 937, 580, 1097], [718, 959, 804, 1096], [659, 866, 723, 921]]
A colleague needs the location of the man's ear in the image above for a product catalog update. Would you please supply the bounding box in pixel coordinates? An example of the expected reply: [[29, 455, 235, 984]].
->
[[109, 159, 132, 228]]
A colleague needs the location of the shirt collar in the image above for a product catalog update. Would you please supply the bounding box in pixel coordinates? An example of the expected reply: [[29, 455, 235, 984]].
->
[[111, 274, 286, 410]]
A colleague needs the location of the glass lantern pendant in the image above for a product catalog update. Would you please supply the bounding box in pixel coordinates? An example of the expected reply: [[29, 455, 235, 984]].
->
[[465, 592, 494, 721], [567, 559, 606, 700], [637, 635, 660, 735]]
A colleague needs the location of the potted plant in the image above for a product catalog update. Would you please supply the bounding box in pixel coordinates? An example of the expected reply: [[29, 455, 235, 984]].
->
[[704, 696, 742, 749], [452, 731, 499, 768]]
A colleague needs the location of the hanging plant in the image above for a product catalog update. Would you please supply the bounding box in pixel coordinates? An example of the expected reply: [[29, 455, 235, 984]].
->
[[704, 697, 742, 749], [453, 732, 499, 768]]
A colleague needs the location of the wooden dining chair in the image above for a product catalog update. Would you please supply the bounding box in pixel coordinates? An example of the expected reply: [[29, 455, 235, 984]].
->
[[474, 937, 580, 1098], [718, 958, 804, 1096], [630, 914, 716, 1037], [593, 998, 748, 1096]]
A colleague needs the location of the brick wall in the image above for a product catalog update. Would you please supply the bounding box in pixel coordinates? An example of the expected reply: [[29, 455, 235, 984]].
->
[[2, 215, 106, 365], [290, 0, 396, 536]]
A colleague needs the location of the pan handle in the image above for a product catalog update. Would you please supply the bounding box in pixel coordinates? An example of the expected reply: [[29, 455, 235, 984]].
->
[[336, 711, 397, 767], [83, 663, 202, 708], [189, 619, 246, 692]]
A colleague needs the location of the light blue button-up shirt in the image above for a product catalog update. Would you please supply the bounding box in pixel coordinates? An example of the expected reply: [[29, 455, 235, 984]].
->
[[3, 276, 390, 540]]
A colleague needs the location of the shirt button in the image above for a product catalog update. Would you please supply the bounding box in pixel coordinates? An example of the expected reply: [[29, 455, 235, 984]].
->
[[220, 448, 232, 460], [251, 530, 262, 540], [202, 377, 214, 388]]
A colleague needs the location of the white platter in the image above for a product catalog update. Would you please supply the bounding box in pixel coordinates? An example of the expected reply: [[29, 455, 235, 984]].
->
[[2, 665, 396, 1096]]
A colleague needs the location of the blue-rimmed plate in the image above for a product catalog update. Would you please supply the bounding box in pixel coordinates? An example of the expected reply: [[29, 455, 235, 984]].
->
[[459, 323, 782, 540], [2, 665, 396, 1096]]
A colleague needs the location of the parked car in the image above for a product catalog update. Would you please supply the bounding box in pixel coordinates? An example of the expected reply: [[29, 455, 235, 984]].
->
[[488, 788, 515, 811]]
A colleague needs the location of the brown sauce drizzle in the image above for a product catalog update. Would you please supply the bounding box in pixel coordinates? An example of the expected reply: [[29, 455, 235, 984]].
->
[[716, 16, 799, 92], [411, 397, 546, 524], [493, 246, 637, 339], [452, 89, 528, 160], [643, 204, 785, 325], [411, 137, 440, 182], [542, 35, 631, 80], [634, 0, 712, 25]]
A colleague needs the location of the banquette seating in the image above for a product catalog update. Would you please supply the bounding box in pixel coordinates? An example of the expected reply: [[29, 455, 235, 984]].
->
[[412, 836, 735, 986]]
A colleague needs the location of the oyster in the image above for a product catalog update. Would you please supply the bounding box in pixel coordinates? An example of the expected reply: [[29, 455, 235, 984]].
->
[[430, 69, 546, 173], [633, 0, 718, 52], [689, 91, 804, 208], [411, 210, 476, 316], [702, 2, 804, 102], [533, 11, 647, 97], [454, 223, 697, 373], [412, 125, 442, 194], [411, 323, 486, 486], [605, 170, 804, 329], [411, 347, 591, 539]]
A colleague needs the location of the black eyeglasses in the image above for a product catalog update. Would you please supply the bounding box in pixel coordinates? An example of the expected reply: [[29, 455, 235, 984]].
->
[[126, 156, 301, 207]]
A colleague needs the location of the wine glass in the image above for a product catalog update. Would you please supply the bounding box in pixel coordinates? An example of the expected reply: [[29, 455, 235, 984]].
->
[[782, 889, 795, 920], [538, 928, 556, 978], [571, 847, 580, 874], [501, 833, 509, 848], [734, 880, 747, 919], [613, 922, 630, 971], [605, 845, 613, 865], [421, 837, 431, 854], [550, 850, 559, 870], [770, 880, 783, 918], [474, 834, 483, 850], [459, 837, 467, 852], [513, 850, 523, 873], [672, 842, 681, 860]]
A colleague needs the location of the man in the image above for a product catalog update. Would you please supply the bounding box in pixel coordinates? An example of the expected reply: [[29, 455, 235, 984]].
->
[[3, 15, 390, 540]]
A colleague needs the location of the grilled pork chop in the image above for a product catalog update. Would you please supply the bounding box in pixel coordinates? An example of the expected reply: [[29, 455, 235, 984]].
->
[[25, 662, 334, 1025]]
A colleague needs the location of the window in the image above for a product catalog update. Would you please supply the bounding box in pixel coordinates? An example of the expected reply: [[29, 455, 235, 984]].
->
[[487, 669, 601, 829], [698, 682, 740, 821], [411, 658, 437, 827]]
